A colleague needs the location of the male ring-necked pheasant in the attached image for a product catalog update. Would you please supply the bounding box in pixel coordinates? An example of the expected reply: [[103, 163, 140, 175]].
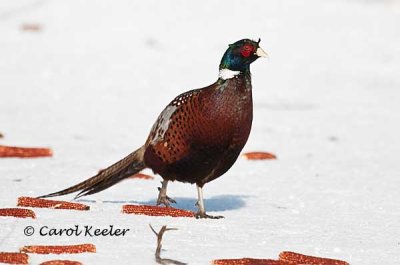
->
[[40, 38, 267, 218]]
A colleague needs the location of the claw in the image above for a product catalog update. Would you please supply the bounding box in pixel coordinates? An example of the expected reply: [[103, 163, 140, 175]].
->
[[195, 185, 223, 219], [195, 211, 224, 219], [166, 196, 176, 204], [156, 195, 176, 207], [156, 180, 175, 207]]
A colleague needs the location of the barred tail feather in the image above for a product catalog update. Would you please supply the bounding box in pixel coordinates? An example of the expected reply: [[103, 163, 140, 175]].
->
[[38, 146, 146, 199]]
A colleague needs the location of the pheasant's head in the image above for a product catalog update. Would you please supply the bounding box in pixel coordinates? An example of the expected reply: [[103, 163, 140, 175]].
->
[[219, 38, 267, 74]]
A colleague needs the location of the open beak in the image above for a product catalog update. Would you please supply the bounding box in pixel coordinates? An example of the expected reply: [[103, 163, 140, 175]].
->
[[256, 47, 268, 58]]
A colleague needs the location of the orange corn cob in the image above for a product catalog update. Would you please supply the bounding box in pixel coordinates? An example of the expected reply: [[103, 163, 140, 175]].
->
[[0, 208, 36, 219], [21, 24, 42, 32], [20, 244, 96, 255], [242, 152, 277, 160], [213, 258, 291, 265], [0, 145, 52, 158], [39, 260, 82, 265], [122, 204, 194, 218], [17, 197, 90, 211], [128, 173, 155, 180], [0, 252, 29, 264], [279, 251, 349, 265]]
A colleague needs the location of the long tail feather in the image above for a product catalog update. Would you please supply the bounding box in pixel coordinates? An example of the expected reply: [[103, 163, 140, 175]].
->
[[38, 146, 146, 199]]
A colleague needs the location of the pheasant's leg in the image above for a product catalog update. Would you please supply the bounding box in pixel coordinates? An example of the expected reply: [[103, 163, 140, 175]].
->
[[195, 185, 224, 219], [156, 180, 176, 207]]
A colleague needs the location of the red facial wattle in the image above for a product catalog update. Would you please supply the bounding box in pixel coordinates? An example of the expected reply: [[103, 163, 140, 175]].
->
[[240, 44, 254, 57]]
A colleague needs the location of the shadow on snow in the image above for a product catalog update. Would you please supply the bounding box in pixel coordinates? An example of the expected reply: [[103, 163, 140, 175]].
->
[[80, 194, 248, 212]]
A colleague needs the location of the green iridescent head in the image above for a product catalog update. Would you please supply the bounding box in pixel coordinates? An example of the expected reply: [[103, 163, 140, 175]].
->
[[219, 38, 267, 73]]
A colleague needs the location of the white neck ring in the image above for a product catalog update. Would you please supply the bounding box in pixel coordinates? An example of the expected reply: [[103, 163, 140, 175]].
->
[[218, 69, 241, 80]]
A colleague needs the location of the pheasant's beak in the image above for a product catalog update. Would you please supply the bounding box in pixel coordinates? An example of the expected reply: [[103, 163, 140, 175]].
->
[[256, 47, 268, 58]]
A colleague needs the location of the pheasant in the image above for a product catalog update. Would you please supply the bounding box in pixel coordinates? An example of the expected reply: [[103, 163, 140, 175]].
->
[[40, 38, 267, 218]]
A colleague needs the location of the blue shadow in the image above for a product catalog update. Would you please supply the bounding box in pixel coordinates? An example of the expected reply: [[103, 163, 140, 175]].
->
[[140, 194, 247, 212], [85, 194, 248, 212]]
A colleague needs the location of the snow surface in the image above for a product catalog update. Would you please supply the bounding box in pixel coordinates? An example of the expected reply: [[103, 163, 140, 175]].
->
[[1, 0, 400, 264]]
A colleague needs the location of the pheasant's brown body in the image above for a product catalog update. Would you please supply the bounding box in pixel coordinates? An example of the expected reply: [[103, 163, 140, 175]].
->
[[144, 73, 253, 187], [39, 38, 266, 218]]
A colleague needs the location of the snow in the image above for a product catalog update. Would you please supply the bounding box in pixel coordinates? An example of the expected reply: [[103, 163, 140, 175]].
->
[[1, 0, 400, 264]]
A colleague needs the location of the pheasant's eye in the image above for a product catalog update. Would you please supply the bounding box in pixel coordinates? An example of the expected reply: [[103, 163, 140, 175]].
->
[[240, 44, 254, 57]]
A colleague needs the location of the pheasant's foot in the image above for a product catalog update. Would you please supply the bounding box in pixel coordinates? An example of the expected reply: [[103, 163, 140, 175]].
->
[[157, 186, 176, 207], [195, 211, 224, 219], [194, 185, 223, 219]]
